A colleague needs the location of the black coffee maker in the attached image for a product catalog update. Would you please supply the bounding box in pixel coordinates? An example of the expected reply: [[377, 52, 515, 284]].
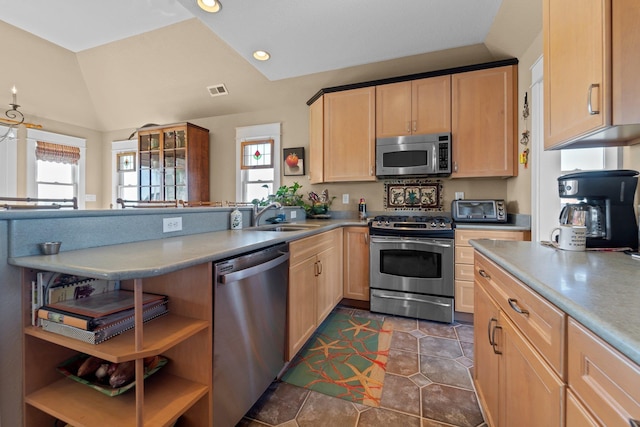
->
[[558, 169, 639, 250]]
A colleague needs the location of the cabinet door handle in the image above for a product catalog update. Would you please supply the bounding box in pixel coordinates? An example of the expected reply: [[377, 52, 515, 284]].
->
[[364, 233, 369, 244], [314, 260, 320, 276], [406, 122, 411, 133], [587, 83, 600, 115], [412, 121, 417, 132], [487, 317, 498, 345], [317, 260, 323, 275], [478, 269, 490, 279], [453, 161, 458, 173], [508, 298, 530, 316], [490, 320, 502, 355]]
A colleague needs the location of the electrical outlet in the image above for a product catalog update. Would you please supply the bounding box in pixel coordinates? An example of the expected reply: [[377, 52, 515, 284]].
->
[[291, 211, 297, 219], [455, 192, 465, 200], [342, 194, 349, 204], [163, 217, 182, 233]]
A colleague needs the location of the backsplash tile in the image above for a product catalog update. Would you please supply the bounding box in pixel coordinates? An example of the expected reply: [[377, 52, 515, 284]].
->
[[383, 179, 443, 212]]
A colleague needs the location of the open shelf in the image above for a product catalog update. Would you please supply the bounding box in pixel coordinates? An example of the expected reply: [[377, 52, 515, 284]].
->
[[26, 372, 207, 427], [25, 314, 209, 363]]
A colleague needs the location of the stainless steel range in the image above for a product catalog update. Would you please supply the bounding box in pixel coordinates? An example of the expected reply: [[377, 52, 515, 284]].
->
[[369, 215, 454, 323]]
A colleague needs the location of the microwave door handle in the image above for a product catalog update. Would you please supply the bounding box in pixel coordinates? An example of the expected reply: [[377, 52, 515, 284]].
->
[[432, 146, 437, 172]]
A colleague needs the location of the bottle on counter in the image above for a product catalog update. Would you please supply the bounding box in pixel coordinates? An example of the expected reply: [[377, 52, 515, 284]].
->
[[358, 198, 367, 221], [230, 208, 243, 229]]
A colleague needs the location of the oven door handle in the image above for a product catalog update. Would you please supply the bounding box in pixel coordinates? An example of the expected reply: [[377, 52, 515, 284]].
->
[[370, 236, 452, 248], [373, 292, 452, 308]]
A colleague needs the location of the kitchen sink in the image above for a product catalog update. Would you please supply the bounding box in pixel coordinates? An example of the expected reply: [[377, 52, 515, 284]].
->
[[248, 223, 321, 232]]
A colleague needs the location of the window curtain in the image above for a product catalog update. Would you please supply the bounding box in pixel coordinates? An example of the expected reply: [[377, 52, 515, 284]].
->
[[36, 141, 81, 165]]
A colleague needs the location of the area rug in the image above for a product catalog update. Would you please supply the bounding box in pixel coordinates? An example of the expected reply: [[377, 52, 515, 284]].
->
[[281, 312, 394, 407]]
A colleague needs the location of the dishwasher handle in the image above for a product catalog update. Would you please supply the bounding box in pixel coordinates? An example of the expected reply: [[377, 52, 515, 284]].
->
[[219, 251, 290, 284]]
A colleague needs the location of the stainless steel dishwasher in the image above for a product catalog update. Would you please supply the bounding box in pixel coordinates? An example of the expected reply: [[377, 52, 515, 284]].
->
[[213, 243, 289, 427]]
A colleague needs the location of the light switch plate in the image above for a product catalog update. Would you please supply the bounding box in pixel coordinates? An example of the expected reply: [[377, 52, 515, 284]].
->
[[342, 194, 349, 204]]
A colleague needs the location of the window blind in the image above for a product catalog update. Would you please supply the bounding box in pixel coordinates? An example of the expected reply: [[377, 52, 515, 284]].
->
[[36, 141, 81, 165]]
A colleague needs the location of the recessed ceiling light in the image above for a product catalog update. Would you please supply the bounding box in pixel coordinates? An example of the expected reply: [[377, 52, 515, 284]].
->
[[253, 50, 271, 61], [197, 0, 221, 13]]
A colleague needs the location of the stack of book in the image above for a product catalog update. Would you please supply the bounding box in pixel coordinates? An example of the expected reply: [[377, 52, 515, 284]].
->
[[32, 273, 168, 344]]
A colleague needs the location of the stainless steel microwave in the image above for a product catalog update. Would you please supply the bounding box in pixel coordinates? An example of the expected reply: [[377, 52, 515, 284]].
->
[[451, 199, 507, 223], [375, 133, 451, 177]]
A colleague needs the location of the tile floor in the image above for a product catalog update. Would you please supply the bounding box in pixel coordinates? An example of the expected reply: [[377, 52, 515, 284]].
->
[[238, 306, 486, 427]]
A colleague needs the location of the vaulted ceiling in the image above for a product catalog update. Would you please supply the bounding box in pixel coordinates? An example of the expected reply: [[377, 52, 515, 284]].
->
[[0, 0, 541, 132]]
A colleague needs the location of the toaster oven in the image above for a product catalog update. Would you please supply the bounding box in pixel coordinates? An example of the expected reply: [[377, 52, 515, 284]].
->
[[451, 199, 507, 223]]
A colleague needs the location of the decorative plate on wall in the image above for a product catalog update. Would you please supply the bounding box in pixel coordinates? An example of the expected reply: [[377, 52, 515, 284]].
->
[[384, 180, 442, 211]]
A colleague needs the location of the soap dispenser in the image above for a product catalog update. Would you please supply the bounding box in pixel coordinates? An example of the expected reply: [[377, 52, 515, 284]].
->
[[230, 207, 242, 229]]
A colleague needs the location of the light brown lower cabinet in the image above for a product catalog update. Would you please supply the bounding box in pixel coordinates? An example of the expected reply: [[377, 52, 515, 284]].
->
[[474, 251, 564, 427], [566, 389, 600, 427], [342, 226, 369, 301], [567, 318, 640, 426], [287, 228, 343, 360], [475, 250, 640, 427], [454, 229, 530, 313]]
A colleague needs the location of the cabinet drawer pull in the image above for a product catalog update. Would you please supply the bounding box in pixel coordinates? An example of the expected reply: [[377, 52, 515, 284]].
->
[[314, 261, 320, 276], [317, 260, 323, 275], [508, 298, 529, 316], [478, 269, 490, 279], [587, 83, 600, 115]]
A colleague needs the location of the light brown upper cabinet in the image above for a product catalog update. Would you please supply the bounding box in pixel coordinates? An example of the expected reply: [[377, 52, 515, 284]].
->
[[543, 0, 640, 149], [310, 87, 376, 183], [451, 65, 518, 178], [308, 95, 324, 184], [376, 76, 451, 137]]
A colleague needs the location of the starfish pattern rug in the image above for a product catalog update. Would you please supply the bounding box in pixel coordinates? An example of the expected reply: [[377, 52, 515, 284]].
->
[[281, 311, 394, 407]]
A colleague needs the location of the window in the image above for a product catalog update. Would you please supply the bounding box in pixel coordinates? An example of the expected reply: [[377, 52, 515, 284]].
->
[[111, 140, 138, 207], [36, 158, 77, 199], [236, 123, 281, 203], [35, 141, 80, 201], [26, 129, 86, 208], [560, 146, 621, 174]]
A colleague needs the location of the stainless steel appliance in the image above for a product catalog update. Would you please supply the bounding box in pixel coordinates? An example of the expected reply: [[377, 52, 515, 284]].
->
[[369, 215, 454, 323], [558, 169, 639, 250], [213, 243, 290, 426], [451, 199, 507, 223], [375, 133, 451, 177]]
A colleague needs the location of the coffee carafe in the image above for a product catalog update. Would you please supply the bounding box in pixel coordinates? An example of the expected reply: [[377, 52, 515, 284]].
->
[[558, 169, 639, 250], [559, 202, 606, 238]]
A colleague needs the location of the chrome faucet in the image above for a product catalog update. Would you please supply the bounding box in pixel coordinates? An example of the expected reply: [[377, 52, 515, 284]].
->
[[253, 202, 282, 226]]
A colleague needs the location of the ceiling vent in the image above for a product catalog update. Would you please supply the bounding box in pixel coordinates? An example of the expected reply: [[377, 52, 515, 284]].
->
[[207, 84, 228, 97]]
